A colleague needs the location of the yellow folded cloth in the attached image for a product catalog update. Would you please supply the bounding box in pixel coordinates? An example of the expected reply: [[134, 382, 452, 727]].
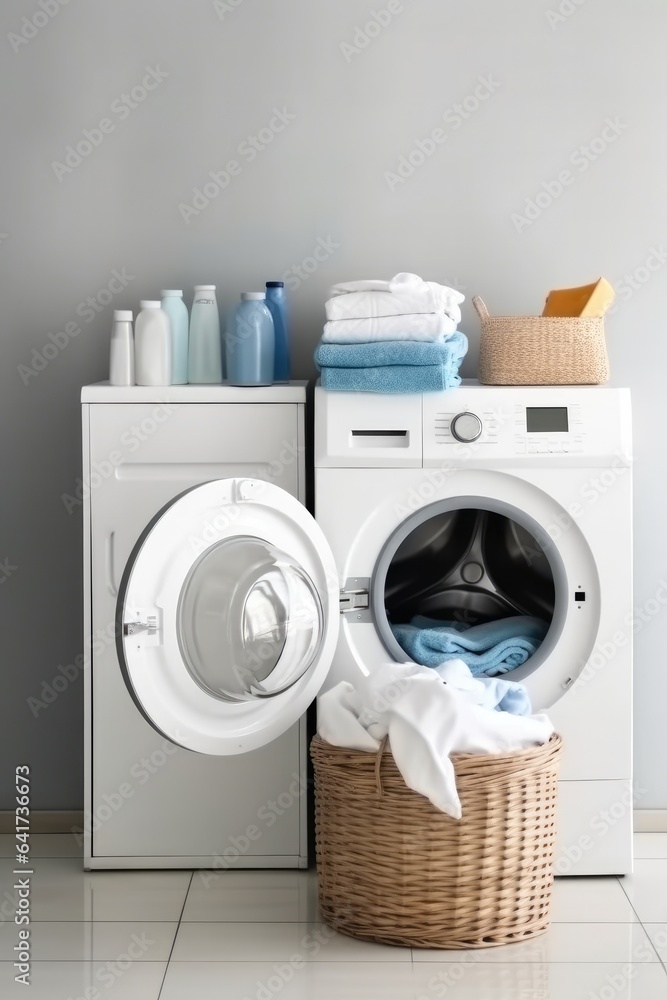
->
[[542, 277, 615, 317]]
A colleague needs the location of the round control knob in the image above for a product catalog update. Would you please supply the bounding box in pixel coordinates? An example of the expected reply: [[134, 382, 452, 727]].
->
[[450, 411, 483, 443]]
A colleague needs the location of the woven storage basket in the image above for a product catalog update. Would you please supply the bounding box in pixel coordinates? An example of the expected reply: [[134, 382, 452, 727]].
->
[[312, 733, 562, 949], [474, 296, 609, 385]]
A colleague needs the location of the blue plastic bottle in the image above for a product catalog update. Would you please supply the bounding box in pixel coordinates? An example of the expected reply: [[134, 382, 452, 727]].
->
[[226, 293, 275, 386], [161, 290, 189, 384], [188, 285, 222, 383], [265, 281, 290, 382]]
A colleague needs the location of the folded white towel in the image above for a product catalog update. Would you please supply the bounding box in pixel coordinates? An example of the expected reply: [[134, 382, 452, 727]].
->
[[329, 278, 391, 296], [329, 272, 465, 298], [322, 313, 457, 343], [317, 662, 553, 819], [326, 272, 465, 322]]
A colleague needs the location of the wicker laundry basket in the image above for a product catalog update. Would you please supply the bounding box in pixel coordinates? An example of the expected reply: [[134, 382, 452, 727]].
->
[[473, 296, 609, 385], [311, 733, 562, 949]]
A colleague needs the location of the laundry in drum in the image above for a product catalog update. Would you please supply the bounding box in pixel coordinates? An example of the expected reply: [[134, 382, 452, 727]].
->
[[390, 615, 548, 677]]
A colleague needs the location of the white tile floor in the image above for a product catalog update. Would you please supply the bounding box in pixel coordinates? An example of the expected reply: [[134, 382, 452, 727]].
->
[[1, 833, 667, 998]]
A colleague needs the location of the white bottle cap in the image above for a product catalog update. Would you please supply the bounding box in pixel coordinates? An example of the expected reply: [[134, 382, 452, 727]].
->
[[194, 285, 216, 291], [113, 310, 133, 321], [161, 290, 183, 297], [241, 292, 266, 300], [140, 300, 161, 309]]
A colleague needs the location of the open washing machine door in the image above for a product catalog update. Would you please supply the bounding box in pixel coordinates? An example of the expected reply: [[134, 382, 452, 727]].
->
[[116, 478, 339, 755]]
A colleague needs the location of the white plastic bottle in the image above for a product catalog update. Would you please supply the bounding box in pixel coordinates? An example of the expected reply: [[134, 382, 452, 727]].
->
[[109, 310, 135, 385], [135, 300, 172, 386]]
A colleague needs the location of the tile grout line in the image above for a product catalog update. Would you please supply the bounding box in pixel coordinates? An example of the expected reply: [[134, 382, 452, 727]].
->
[[615, 874, 667, 975], [156, 869, 194, 999]]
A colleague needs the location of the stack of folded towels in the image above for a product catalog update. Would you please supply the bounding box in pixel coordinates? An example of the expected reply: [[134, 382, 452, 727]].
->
[[314, 272, 468, 393]]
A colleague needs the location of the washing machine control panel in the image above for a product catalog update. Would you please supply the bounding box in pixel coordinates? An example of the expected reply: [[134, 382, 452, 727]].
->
[[422, 387, 631, 466]]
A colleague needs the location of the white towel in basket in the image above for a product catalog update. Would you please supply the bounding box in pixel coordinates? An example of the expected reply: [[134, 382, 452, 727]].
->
[[317, 661, 553, 819]]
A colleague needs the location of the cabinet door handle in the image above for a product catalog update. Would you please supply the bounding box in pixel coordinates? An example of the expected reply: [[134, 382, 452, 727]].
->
[[106, 532, 118, 597]]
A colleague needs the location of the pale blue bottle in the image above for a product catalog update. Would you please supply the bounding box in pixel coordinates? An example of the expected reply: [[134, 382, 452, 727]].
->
[[161, 290, 189, 384], [226, 293, 275, 386], [265, 281, 290, 382], [188, 284, 222, 383]]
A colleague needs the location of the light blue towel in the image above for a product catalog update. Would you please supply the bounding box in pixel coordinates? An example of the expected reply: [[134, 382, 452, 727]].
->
[[433, 660, 533, 716], [391, 615, 548, 677], [319, 364, 461, 394], [314, 332, 468, 369]]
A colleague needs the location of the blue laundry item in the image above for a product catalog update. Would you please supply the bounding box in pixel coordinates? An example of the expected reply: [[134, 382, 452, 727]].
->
[[319, 363, 461, 394], [434, 659, 532, 715], [391, 615, 548, 677], [314, 332, 468, 369], [490, 680, 532, 715]]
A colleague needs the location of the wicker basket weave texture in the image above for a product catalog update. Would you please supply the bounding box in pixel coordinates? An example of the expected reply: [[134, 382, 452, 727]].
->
[[312, 734, 562, 950], [473, 296, 609, 385]]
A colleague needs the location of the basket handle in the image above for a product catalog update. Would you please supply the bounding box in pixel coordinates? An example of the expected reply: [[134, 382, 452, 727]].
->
[[472, 296, 489, 320], [374, 735, 389, 796]]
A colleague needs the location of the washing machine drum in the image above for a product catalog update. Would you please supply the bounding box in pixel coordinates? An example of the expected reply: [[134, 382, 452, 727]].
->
[[384, 508, 555, 625]]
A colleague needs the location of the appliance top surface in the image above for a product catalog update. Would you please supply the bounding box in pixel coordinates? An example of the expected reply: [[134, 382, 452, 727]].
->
[[81, 381, 307, 403], [314, 383, 632, 467]]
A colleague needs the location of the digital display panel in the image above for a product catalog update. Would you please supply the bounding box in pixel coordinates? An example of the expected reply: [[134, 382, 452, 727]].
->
[[526, 407, 569, 433]]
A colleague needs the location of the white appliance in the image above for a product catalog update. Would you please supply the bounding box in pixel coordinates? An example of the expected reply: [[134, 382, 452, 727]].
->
[[82, 382, 340, 870], [314, 383, 633, 876], [82, 379, 632, 875]]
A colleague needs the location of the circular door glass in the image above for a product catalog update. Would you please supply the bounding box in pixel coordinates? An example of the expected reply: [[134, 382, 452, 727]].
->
[[177, 534, 324, 702]]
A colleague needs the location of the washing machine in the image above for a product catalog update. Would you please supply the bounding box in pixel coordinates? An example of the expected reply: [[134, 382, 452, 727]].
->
[[314, 382, 633, 876], [81, 382, 340, 870]]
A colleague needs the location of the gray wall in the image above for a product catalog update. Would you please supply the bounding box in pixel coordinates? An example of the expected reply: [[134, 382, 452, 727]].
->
[[1, 0, 666, 809]]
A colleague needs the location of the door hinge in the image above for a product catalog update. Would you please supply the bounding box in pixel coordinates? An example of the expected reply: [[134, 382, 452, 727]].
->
[[123, 609, 162, 646], [339, 578, 372, 622]]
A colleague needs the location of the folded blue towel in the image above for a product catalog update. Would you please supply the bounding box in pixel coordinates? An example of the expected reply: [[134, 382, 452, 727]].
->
[[391, 615, 548, 677], [319, 364, 461, 394], [314, 332, 468, 369]]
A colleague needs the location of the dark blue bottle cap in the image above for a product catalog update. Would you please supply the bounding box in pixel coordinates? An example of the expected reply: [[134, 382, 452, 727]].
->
[[266, 281, 284, 288]]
